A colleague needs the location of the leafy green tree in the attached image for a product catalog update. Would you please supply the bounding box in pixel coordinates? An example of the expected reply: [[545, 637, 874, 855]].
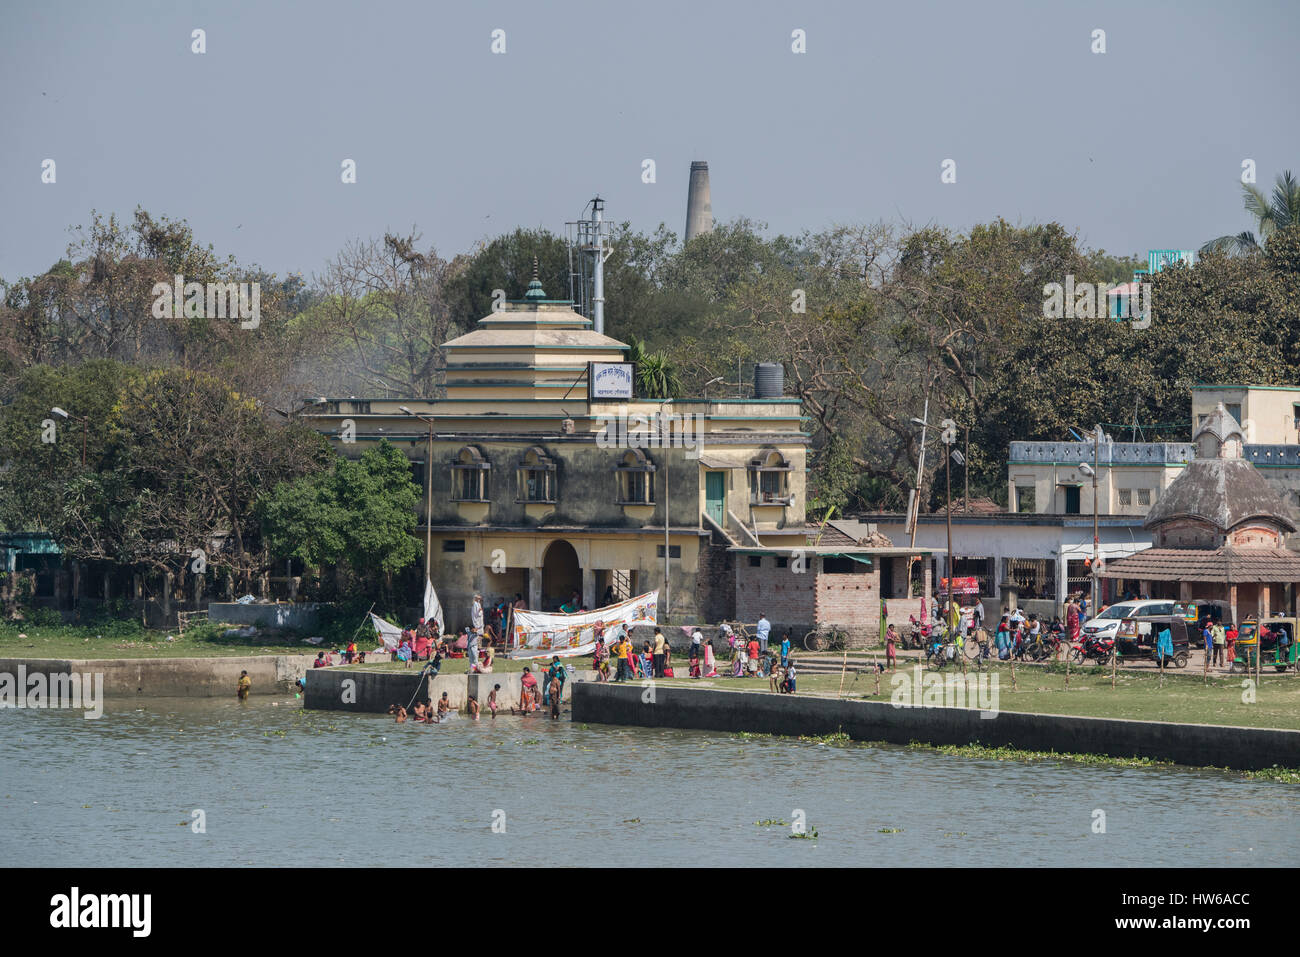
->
[[258, 440, 420, 596], [0, 362, 330, 589]]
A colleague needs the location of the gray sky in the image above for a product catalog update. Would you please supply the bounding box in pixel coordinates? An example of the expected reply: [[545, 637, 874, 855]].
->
[[2, 0, 1297, 281]]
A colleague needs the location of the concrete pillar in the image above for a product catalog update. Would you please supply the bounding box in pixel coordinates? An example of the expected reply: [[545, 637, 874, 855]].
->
[[162, 571, 173, 621], [1261, 584, 1271, 620], [1056, 554, 1068, 616], [1229, 585, 1238, 631], [582, 566, 596, 611], [528, 567, 542, 611]]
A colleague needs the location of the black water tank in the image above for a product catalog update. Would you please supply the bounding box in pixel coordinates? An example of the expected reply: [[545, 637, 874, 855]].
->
[[754, 362, 784, 398]]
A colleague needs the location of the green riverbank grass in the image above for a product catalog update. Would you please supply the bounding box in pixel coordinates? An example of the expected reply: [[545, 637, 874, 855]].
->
[[0, 620, 313, 659], [658, 662, 1300, 731], [734, 730, 1300, 783]]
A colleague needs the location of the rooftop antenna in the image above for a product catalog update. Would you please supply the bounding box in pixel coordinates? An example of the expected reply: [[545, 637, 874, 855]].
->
[[566, 196, 614, 334]]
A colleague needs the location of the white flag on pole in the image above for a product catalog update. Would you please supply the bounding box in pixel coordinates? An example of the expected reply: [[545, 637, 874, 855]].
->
[[423, 577, 444, 634], [370, 613, 402, 650]]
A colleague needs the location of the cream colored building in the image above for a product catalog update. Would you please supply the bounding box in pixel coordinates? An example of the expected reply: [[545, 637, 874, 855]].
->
[[1191, 384, 1300, 445], [1006, 439, 1190, 518], [298, 276, 809, 627]]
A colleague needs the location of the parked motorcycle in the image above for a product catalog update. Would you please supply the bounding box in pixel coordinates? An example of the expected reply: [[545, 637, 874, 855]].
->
[[1071, 633, 1114, 665]]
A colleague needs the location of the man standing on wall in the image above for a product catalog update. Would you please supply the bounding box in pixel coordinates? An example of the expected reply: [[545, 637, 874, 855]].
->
[[652, 627, 666, 678]]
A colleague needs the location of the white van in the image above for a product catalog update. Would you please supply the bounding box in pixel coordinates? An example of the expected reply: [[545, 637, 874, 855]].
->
[[1082, 599, 1177, 640]]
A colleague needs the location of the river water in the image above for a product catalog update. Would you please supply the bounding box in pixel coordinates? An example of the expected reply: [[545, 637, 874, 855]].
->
[[2, 696, 1295, 867]]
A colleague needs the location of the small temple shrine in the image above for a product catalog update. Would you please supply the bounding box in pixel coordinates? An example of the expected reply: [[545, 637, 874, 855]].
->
[[1102, 403, 1300, 624]]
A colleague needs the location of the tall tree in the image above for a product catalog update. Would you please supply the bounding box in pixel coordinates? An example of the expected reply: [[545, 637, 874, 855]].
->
[[1202, 170, 1300, 255]]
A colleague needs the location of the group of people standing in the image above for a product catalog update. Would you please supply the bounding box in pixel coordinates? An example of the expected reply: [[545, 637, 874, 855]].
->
[[593, 626, 675, 682]]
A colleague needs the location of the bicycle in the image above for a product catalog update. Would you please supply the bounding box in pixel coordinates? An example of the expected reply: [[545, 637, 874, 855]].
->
[[803, 626, 849, 652], [963, 630, 990, 660], [926, 638, 958, 671]]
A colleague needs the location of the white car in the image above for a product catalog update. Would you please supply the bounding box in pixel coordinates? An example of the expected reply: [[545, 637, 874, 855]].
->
[[1082, 600, 1177, 640]]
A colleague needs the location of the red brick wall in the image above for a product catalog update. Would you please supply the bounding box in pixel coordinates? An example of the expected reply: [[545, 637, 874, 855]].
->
[[735, 555, 816, 637], [736, 555, 899, 647]]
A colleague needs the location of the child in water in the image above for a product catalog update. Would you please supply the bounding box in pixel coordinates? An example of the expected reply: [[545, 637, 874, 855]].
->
[[487, 684, 501, 718], [467, 695, 481, 720]]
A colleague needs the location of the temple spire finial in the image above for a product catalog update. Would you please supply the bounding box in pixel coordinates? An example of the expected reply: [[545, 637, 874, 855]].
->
[[523, 255, 546, 301]]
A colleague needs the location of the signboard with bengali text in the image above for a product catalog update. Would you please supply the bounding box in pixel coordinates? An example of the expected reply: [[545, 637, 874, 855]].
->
[[588, 361, 634, 400]]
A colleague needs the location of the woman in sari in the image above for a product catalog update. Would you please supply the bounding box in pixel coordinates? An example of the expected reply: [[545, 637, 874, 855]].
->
[[731, 644, 747, 678], [703, 639, 718, 677]]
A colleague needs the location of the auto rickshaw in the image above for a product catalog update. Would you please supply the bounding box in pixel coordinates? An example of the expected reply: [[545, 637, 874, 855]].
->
[[1231, 616, 1300, 673], [1172, 599, 1231, 630], [1115, 615, 1190, 668]]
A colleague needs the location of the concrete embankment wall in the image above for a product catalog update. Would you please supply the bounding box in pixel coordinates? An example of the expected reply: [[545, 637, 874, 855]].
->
[[570, 683, 1300, 772], [304, 668, 597, 714], [0, 656, 311, 697], [208, 602, 326, 630]]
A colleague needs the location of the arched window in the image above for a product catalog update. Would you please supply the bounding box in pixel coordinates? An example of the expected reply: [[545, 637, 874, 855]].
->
[[748, 449, 792, 504], [615, 448, 656, 505], [517, 446, 557, 503], [450, 446, 490, 502]]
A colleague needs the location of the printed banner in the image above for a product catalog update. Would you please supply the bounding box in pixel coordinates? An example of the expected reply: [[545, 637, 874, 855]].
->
[[509, 590, 659, 659]]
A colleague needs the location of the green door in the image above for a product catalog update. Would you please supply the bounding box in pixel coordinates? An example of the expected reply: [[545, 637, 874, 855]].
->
[[705, 471, 726, 526], [1064, 486, 1081, 514]]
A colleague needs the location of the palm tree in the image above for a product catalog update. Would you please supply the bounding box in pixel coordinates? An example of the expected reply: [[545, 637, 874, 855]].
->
[[625, 336, 682, 398], [1202, 170, 1300, 255]]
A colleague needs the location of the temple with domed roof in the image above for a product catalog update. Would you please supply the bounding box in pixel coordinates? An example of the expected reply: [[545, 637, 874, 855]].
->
[[1103, 403, 1300, 622]]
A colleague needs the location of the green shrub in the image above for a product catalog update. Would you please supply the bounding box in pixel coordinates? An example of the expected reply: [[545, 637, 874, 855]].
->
[[28, 607, 63, 627]]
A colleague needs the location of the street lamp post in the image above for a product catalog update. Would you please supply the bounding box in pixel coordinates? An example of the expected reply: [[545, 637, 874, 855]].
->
[[906, 404, 930, 599], [51, 407, 87, 465], [662, 398, 673, 620], [401, 407, 436, 583], [938, 420, 958, 614], [1078, 425, 1104, 618]]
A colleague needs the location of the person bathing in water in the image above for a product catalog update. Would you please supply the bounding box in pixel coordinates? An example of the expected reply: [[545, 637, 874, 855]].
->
[[487, 684, 501, 718], [549, 675, 562, 719], [467, 695, 481, 720], [435, 692, 452, 722], [388, 704, 408, 723], [236, 671, 251, 700]]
